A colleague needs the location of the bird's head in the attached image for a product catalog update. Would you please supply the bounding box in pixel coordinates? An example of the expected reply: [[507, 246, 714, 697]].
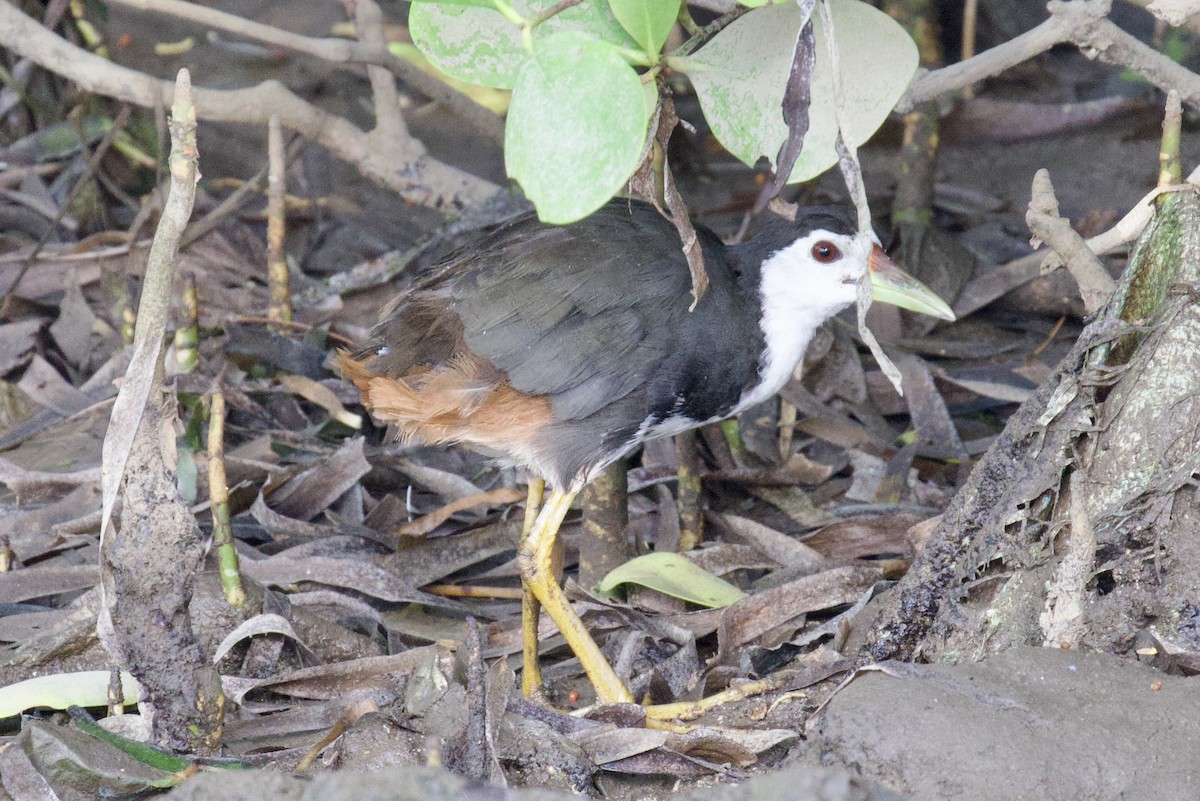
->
[[745, 209, 955, 327], [724, 209, 955, 407]]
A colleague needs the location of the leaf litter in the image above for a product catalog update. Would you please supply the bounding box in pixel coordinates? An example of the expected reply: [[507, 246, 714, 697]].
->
[[0, 126, 1062, 792], [0, 15, 1157, 798]]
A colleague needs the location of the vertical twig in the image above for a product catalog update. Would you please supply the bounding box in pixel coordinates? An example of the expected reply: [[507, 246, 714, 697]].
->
[[521, 476, 547, 700], [1159, 89, 1182, 188], [98, 69, 226, 754], [106, 667, 123, 717], [265, 114, 291, 326], [778, 398, 797, 459], [961, 0, 978, 98], [208, 390, 245, 607], [580, 461, 630, 590], [675, 432, 704, 551], [174, 274, 199, 373], [461, 617, 488, 781], [100, 75, 196, 542]]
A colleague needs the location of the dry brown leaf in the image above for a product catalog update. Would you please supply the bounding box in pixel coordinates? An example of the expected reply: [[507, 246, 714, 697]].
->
[[241, 554, 468, 611], [719, 565, 882, 651], [709, 513, 822, 566], [17, 356, 90, 417], [224, 646, 453, 705], [0, 563, 99, 603], [277, 373, 362, 429], [0, 318, 41, 374], [267, 436, 371, 521], [801, 514, 925, 561], [394, 486, 524, 536]]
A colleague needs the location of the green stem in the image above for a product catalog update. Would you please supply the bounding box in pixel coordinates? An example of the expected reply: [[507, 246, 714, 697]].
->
[[491, 0, 526, 27], [677, 4, 700, 36], [661, 54, 696, 73], [720, 419, 749, 465], [615, 45, 655, 67], [208, 391, 246, 608]]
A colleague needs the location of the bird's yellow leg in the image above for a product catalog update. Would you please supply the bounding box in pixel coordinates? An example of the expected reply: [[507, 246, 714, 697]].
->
[[520, 477, 547, 699], [518, 488, 634, 705]]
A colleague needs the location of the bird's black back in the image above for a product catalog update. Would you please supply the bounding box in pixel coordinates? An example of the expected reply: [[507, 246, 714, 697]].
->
[[371, 200, 837, 488]]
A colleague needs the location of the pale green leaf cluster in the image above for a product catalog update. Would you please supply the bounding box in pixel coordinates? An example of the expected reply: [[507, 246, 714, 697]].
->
[[690, 0, 917, 183], [409, 0, 917, 222]]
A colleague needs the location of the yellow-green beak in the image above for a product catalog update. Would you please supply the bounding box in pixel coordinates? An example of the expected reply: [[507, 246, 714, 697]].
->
[[868, 245, 956, 321]]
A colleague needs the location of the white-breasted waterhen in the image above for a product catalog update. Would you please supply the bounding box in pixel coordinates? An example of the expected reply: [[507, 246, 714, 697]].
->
[[338, 200, 954, 708]]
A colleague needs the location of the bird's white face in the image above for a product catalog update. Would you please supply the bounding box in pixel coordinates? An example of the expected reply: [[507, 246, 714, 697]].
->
[[760, 228, 873, 317], [738, 229, 872, 410]]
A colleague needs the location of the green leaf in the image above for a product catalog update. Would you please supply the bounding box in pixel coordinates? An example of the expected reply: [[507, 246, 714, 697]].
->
[[408, 0, 502, 8], [409, 4, 523, 89], [410, 0, 639, 90], [505, 32, 649, 224], [689, 0, 917, 183], [20, 719, 181, 795], [595, 552, 746, 608], [0, 671, 140, 718], [608, 0, 680, 58], [68, 709, 194, 775]]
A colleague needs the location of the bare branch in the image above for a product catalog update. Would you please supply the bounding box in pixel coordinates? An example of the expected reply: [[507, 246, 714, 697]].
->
[[898, 6, 1077, 111], [103, 0, 505, 140], [1121, 0, 1200, 36], [1026, 169, 1116, 316], [902, 0, 1200, 114], [356, 0, 408, 146], [1085, 16, 1200, 109], [0, 2, 498, 211]]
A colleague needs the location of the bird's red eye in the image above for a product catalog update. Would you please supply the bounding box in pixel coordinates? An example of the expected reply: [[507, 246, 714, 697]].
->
[[811, 241, 841, 263]]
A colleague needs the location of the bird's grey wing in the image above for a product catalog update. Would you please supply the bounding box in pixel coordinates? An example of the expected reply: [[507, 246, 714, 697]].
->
[[451, 215, 693, 421]]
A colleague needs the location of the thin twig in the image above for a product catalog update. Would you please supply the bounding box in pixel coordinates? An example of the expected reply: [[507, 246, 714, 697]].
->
[[356, 0, 408, 146], [266, 115, 291, 325], [675, 4, 751, 57], [425, 584, 525, 600], [901, 1, 1200, 112], [1026, 169, 1115, 316], [530, 0, 584, 28], [1158, 89, 1182, 188], [961, 0, 978, 99], [817, 0, 904, 393], [208, 390, 246, 606]]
